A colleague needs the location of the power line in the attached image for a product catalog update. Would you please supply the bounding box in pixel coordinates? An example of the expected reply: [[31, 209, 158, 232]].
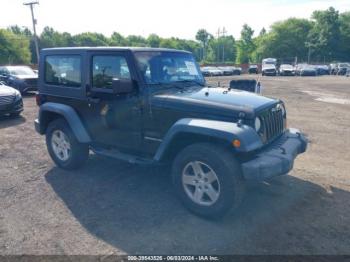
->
[[23, 1, 39, 64]]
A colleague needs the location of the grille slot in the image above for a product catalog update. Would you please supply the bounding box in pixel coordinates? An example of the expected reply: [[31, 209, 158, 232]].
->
[[0, 95, 15, 105], [260, 106, 284, 143]]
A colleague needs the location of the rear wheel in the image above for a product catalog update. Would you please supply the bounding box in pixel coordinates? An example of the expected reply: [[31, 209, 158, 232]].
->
[[172, 143, 244, 219], [46, 118, 89, 170]]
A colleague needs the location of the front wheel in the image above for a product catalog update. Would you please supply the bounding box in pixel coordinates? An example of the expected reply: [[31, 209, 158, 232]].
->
[[172, 143, 244, 219], [46, 118, 89, 170]]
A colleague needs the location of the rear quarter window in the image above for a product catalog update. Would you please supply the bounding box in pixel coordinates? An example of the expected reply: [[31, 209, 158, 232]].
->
[[45, 55, 82, 87]]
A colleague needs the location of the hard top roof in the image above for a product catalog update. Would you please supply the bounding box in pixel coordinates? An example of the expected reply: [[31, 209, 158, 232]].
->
[[41, 46, 192, 54]]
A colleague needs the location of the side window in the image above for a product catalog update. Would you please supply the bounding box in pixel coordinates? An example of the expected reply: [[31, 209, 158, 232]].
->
[[92, 55, 131, 89], [45, 55, 81, 87]]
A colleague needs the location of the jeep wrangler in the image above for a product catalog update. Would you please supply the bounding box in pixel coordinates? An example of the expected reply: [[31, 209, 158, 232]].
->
[[35, 47, 307, 218]]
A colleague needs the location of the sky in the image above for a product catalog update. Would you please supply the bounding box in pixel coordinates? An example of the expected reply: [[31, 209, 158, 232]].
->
[[1, 0, 349, 40]]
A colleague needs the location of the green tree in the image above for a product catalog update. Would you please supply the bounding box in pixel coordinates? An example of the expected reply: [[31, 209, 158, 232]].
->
[[40, 27, 73, 48], [196, 29, 212, 61], [339, 12, 350, 61], [236, 24, 255, 64], [147, 34, 161, 48], [125, 35, 147, 46], [208, 36, 236, 63], [109, 32, 126, 46], [0, 29, 31, 64], [72, 32, 109, 46], [265, 18, 311, 62], [308, 7, 341, 61]]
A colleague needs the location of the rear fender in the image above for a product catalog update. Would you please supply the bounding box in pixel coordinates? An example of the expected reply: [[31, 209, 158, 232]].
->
[[38, 102, 91, 143]]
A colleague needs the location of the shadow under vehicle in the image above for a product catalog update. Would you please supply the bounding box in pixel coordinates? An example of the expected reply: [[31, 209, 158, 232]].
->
[[45, 160, 350, 254]]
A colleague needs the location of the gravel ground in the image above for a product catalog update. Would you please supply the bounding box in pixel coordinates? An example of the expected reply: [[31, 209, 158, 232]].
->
[[0, 75, 349, 255]]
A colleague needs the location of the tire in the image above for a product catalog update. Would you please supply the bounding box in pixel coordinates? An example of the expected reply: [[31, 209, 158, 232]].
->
[[172, 143, 244, 219], [46, 118, 89, 170]]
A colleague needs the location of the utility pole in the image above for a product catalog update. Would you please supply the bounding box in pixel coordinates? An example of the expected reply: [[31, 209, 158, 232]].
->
[[24, 1, 39, 64], [216, 28, 221, 63], [222, 27, 227, 63]]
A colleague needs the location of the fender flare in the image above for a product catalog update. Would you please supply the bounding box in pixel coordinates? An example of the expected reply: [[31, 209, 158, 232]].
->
[[154, 118, 263, 161], [38, 102, 91, 143]]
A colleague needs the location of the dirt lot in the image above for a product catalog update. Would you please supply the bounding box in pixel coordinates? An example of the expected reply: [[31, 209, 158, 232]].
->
[[0, 75, 349, 255]]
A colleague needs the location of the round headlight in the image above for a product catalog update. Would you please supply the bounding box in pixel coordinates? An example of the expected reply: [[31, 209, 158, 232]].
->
[[254, 117, 261, 132]]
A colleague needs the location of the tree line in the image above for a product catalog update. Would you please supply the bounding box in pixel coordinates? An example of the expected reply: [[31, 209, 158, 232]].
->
[[0, 6, 349, 66]]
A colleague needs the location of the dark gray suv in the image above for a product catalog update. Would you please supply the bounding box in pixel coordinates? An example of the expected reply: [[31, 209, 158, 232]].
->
[[35, 47, 307, 218]]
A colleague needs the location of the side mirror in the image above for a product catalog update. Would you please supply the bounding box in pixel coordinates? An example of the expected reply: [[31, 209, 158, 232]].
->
[[111, 78, 134, 94]]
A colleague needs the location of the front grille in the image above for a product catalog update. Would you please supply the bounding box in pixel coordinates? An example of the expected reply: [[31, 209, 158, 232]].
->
[[0, 95, 15, 105], [259, 105, 285, 143]]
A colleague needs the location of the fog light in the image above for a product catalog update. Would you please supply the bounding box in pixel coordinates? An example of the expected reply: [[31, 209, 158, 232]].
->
[[232, 139, 241, 148]]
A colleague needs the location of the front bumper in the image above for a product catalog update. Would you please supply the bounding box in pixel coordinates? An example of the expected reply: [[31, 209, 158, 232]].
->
[[281, 70, 295, 76], [0, 99, 23, 115], [241, 128, 307, 181], [263, 70, 276, 75]]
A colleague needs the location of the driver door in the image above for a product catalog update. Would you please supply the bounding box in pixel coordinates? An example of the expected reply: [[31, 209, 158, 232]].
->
[[83, 52, 143, 152]]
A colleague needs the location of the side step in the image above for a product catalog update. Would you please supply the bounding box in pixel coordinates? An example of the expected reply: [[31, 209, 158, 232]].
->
[[91, 147, 155, 165]]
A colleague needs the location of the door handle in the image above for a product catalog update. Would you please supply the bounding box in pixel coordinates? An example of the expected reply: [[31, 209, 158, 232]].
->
[[87, 97, 100, 104]]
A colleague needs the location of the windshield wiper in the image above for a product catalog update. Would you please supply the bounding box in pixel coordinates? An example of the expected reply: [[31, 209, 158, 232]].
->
[[148, 82, 185, 90], [174, 79, 205, 86]]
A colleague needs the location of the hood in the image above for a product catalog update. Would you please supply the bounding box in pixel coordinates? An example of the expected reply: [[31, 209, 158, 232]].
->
[[151, 87, 278, 119], [12, 74, 38, 80], [281, 67, 294, 71], [262, 64, 276, 70], [0, 84, 18, 96]]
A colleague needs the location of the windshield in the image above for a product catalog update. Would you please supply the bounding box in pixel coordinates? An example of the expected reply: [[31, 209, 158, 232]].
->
[[134, 51, 205, 86], [8, 66, 36, 76]]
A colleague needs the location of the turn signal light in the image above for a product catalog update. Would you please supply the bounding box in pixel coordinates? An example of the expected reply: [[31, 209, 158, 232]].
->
[[232, 139, 241, 148]]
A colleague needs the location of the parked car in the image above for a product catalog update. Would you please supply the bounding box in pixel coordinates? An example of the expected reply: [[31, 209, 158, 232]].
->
[[231, 66, 242, 75], [330, 63, 337, 75], [35, 47, 307, 218], [206, 67, 224, 76], [0, 81, 23, 117], [295, 64, 317, 76], [248, 65, 258, 74], [315, 65, 330, 75], [279, 64, 295, 76], [262, 58, 277, 76], [0, 65, 38, 94], [200, 67, 211, 77], [218, 67, 234, 76], [336, 63, 350, 75]]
